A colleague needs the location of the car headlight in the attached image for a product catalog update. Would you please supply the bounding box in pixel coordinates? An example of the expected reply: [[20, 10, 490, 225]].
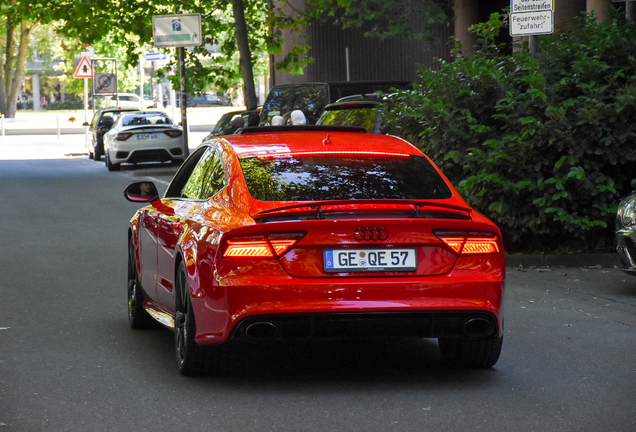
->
[[618, 196, 636, 227]]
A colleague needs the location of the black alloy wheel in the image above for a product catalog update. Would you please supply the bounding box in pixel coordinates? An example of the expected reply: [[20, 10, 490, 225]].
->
[[174, 261, 220, 375]]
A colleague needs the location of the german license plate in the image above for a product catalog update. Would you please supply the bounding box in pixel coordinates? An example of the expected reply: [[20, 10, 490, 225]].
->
[[324, 248, 417, 272], [137, 133, 160, 140]]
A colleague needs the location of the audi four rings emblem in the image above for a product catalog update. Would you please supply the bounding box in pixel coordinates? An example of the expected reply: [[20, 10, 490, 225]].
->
[[353, 228, 389, 241]]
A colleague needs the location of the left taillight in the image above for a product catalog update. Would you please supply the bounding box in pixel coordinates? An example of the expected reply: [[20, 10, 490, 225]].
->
[[114, 132, 133, 141], [220, 234, 304, 258], [434, 230, 501, 255], [163, 130, 183, 138]]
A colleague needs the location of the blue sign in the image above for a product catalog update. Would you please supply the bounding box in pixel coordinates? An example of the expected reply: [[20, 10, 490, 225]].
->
[[145, 52, 167, 61]]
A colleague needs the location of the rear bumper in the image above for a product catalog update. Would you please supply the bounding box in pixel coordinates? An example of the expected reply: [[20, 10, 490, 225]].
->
[[229, 310, 499, 343], [190, 257, 505, 345], [106, 139, 184, 164]]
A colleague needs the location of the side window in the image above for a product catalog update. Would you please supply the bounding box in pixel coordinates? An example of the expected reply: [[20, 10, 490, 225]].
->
[[199, 150, 227, 200], [180, 148, 216, 199], [164, 146, 210, 198]]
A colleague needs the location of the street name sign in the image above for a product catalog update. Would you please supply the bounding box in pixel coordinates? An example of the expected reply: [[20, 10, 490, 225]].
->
[[145, 52, 168, 61], [152, 14, 202, 48], [510, 0, 554, 36]]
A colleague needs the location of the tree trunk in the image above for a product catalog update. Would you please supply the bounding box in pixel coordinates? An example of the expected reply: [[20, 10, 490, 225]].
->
[[1, 20, 34, 118], [0, 44, 7, 116], [232, 0, 258, 110], [4, 16, 16, 96]]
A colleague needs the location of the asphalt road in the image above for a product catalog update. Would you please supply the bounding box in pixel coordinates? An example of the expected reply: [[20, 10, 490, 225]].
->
[[1, 136, 635, 431]]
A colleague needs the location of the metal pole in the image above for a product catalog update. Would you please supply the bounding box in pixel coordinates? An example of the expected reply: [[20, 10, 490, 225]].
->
[[179, 46, 189, 158], [57, 115, 60, 140], [84, 78, 89, 150], [345, 47, 350, 82], [529, 35, 538, 56], [1, 114, 4, 140], [139, 62, 144, 111]]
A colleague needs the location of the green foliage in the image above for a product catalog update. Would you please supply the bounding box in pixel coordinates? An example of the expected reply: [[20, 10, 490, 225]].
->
[[383, 12, 636, 253], [46, 98, 83, 110]]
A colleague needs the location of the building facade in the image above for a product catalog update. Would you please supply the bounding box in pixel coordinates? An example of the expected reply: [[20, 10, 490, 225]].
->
[[270, 0, 622, 87]]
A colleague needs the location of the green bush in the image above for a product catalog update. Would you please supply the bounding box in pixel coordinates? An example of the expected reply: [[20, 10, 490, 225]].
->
[[47, 99, 85, 110], [383, 12, 636, 253]]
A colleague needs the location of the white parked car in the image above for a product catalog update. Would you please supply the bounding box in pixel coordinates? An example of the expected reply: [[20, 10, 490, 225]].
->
[[103, 111, 184, 171]]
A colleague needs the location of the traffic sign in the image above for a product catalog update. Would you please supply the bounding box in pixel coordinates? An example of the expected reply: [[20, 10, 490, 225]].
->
[[146, 52, 167, 61], [152, 14, 202, 47], [73, 56, 93, 79], [95, 73, 116, 94], [510, 0, 553, 13], [510, 0, 554, 36], [510, 11, 553, 35]]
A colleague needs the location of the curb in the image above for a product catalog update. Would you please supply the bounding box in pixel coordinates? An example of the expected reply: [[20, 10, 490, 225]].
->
[[505, 253, 619, 268]]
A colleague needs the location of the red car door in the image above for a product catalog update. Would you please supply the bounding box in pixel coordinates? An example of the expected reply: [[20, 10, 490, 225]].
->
[[154, 205, 184, 309]]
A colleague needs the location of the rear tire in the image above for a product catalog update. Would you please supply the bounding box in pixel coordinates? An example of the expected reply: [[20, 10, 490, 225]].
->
[[127, 237, 153, 329], [438, 335, 503, 369], [94, 144, 102, 162], [106, 153, 120, 171], [174, 261, 221, 376]]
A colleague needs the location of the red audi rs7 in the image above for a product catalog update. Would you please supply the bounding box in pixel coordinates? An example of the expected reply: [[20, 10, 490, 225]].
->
[[124, 125, 505, 375]]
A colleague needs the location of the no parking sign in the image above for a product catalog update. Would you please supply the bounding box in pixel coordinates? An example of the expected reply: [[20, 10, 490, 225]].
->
[[94, 73, 116, 94]]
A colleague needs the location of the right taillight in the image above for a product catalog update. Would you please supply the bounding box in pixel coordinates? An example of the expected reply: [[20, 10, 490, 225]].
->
[[163, 130, 183, 138], [435, 231, 501, 255]]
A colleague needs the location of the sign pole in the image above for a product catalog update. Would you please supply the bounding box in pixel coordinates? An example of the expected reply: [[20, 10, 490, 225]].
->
[[179, 46, 189, 158], [84, 77, 89, 150], [529, 35, 538, 56]]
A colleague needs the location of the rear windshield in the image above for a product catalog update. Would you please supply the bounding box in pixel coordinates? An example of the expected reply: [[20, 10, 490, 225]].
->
[[120, 113, 173, 126], [239, 154, 452, 201]]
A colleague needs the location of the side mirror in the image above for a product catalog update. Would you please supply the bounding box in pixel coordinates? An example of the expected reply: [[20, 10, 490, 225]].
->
[[123, 182, 159, 203], [82, 122, 90, 127]]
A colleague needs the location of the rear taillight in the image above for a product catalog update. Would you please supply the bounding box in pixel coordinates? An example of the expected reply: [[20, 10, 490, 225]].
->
[[435, 231, 501, 255], [163, 130, 183, 138], [221, 234, 304, 258], [115, 132, 133, 141]]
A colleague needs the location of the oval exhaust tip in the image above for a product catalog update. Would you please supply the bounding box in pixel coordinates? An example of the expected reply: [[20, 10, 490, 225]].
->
[[245, 322, 279, 341], [464, 318, 494, 338]]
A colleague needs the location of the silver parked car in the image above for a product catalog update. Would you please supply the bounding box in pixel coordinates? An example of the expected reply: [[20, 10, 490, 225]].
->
[[616, 189, 636, 274], [103, 111, 184, 171]]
